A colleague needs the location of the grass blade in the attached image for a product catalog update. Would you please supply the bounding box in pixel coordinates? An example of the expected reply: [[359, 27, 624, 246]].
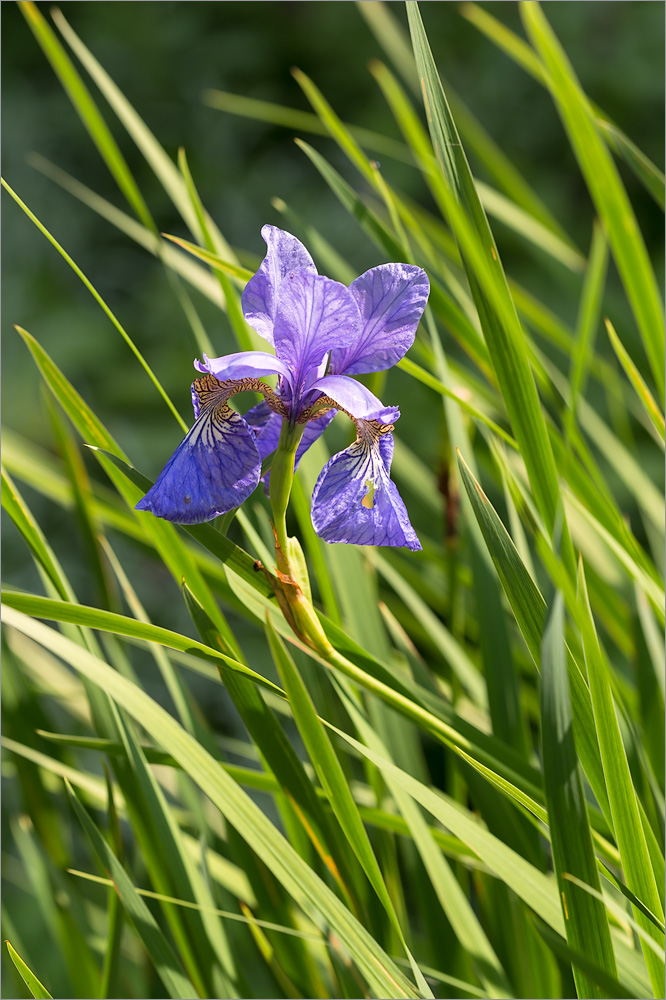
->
[[5, 608, 423, 1000], [17, 1, 153, 229], [65, 782, 197, 1000], [521, 2, 665, 402], [577, 562, 665, 994], [605, 319, 665, 444], [5, 942, 53, 1000], [540, 593, 618, 997], [406, 2, 575, 573]]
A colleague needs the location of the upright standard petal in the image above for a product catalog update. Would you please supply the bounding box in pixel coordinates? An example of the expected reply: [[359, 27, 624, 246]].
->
[[241, 225, 317, 344], [311, 426, 421, 550], [136, 378, 261, 524], [273, 272, 361, 398], [330, 263, 429, 376]]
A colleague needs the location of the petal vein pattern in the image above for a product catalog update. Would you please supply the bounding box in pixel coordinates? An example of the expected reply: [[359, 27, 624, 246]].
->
[[241, 224, 317, 344], [136, 379, 261, 523], [311, 426, 421, 550], [331, 263, 430, 376], [273, 272, 361, 398]]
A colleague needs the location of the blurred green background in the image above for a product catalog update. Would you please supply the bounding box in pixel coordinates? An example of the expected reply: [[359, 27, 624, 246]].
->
[[2, 0, 663, 663]]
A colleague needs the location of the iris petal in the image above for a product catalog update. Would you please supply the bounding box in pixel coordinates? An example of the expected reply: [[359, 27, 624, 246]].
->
[[136, 382, 261, 524], [273, 272, 361, 399], [311, 430, 421, 550], [309, 373, 397, 422], [330, 263, 429, 376], [195, 350, 292, 387], [241, 225, 317, 345]]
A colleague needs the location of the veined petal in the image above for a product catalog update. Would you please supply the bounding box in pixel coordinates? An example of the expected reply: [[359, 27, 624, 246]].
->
[[136, 381, 261, 524], [311, 429, 421, 550], [244, 401, 335, 493], [309, 373, 397, 422], [195, 350, 292, 387], [273, 272, 361, 397], [331, 263, 429, 375], [241, 225, 317, 344]]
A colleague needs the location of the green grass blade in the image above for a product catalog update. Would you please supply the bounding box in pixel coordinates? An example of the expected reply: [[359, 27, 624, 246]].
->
[[461, 2, 665, 211], [532, 922, 642, 1000], [5, 608, 423, 1000], [605, 319, 665, 444], [2, 181, 187, 432], [563, 875, 665, 961], [406, 2, 575, 573], [1, 470, 73, 603], [50, 6, 232, 256], [335, 682, 515, 1000], [161, 234, 253, 282], [521, 2, 665, 402], [564, 223, 609, 448], [17, 1, 153, 230], [0, 591, 284, 699], [577, 562, 665, 994], [5, 942, 53, 1000], [203, 87, 413, 166], [596, 120, 665, 211], [65, 782, 197, 999], [540, 592, 618, 997], [265, 623, 434, 997], [456, 452, 610, 823]]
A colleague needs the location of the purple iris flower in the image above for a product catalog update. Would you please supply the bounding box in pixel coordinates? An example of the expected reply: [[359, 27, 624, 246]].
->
[[136, 226, 429, 550]]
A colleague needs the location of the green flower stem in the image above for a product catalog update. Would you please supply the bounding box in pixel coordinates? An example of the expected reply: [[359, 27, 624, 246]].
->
[[269, 419, 305, 556]]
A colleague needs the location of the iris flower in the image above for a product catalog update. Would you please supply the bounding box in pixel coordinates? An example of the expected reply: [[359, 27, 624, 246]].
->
[[136, 226, 429, 549]]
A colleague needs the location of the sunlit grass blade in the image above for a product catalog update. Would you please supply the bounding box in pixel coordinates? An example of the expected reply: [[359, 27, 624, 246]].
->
[[330, 721, 651, 999], [10, 732, 482, 868], [161, 233, 253, 282], [360, 3, 572, 239], [563, 875, 665, 961], [176, 148, 255, 352], [5, 608, 424, 1000], [407, 2, 575, 574], [577, 562, 665, 994], [564, 223, 609, 449], [540, 592, 618, 997], [595, 120, 665, 211], [334, 681, 515, 1000], [5, 941, 53, 1000], [456, 451, 610, 822], [65, 781, 197, 999], [182, 584, 367, 915], [1, 470, 74, 603], [203, 87, 413, 165], [521, 2, 665, 402], [0, 591, 284, 699], [264, 623, 434, 998], [605, 319, 665, 444], [461, 2, 666, 211], [50, 6, 234, 259], [2, 180, 187, 432], [17, 1, 153, 229], [532, 921, 642, 1000]]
